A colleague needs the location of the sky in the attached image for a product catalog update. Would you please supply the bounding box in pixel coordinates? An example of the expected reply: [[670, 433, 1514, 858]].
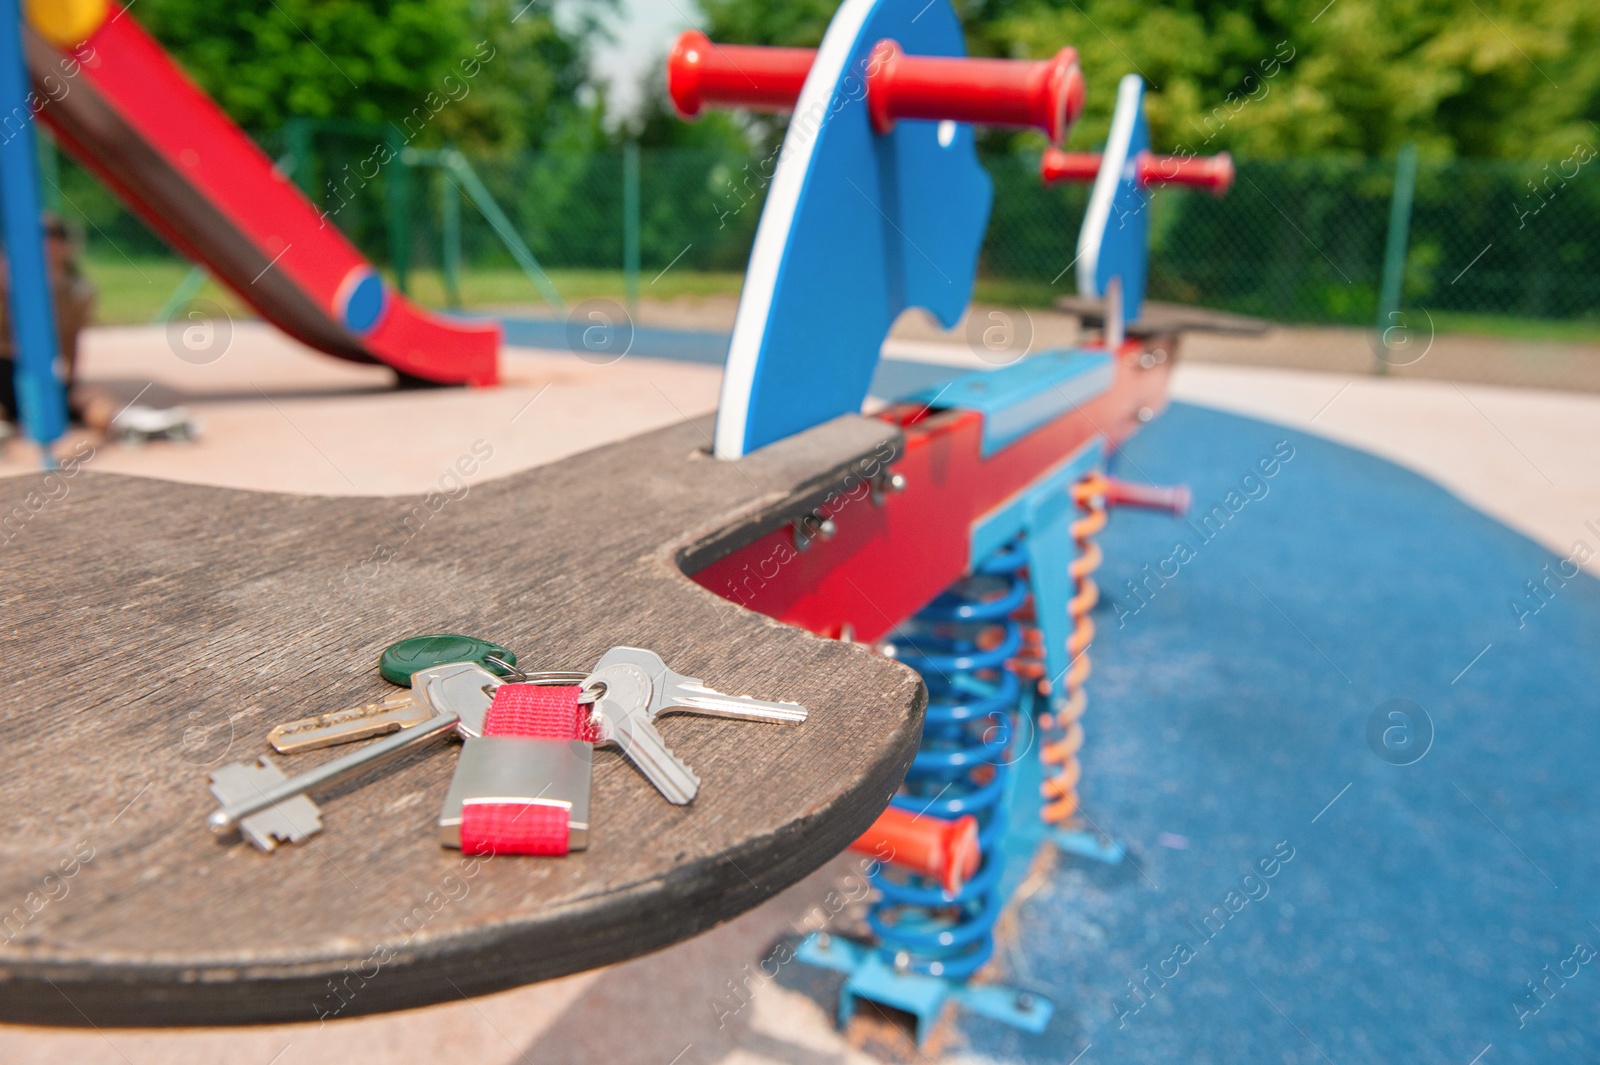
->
[[584, 0, 700, 121]]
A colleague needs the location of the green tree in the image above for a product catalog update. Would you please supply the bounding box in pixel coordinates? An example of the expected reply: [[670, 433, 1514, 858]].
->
[[696, 0, 837, 48], [136, 0, 611, 151], [627, 66, 757, 151], [429, 1, 603, 154], [995, 0, 1600, 159], [694, 0, 1600, 159]]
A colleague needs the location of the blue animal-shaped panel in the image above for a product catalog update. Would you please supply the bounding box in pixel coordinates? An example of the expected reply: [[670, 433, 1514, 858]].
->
[[713, 0, 992, 459], [1076, 74, 1151, 323]]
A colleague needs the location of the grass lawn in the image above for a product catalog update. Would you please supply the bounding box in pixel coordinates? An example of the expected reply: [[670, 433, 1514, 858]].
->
[[80, 257, 1600, 347], [82, 258, 249, 325], [398, 267, 746, 310], [79, 258, 747, 325], [80, 258, 1155, 325], [1423, 311, 1600, 345]]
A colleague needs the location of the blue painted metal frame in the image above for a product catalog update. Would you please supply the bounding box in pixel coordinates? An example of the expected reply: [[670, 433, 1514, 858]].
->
[[0, 0, 66, 449], [713, 0, 991, 458], [797, 564, 1056, 1040], [972, 441, 1102, 696], [1076, 74, 1152, 325], [910, 349, 1112, 459], [796, 347, 1120, 1043]]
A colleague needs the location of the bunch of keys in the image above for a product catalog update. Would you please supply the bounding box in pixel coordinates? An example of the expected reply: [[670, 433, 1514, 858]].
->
[[207, 635, 807, 854]]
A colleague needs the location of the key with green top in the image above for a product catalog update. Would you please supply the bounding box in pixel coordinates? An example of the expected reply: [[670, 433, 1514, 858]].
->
[[269, 634, 524, 754], [382, 633, 590, 688], [378, 633, 519, 687]]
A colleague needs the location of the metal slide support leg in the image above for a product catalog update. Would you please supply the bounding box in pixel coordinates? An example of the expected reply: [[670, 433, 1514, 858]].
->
[[622, 141, 640, 316], [0, 0, 66, 451], [441, 169, 462, 310]]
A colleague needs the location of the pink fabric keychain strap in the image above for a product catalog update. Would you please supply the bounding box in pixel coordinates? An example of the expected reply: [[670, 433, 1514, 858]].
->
[[483, 682, 600, 743], [459, 802, 570, 857], [459, 683, 595, 856]]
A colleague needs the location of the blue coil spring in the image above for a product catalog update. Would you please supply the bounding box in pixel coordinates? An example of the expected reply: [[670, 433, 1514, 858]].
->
[[868, 541, 1033, 980]]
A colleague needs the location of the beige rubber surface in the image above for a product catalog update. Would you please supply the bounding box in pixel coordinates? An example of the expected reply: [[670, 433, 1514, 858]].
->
[[0, 323, 724, 495]]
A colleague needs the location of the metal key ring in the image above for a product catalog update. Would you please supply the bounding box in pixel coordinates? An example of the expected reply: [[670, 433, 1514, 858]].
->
[[483, 655, 589, 686]]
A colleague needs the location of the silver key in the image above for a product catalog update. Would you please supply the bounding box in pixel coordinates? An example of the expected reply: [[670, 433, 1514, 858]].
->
[[415, 661, 505, 739], [593, 647, 807, 724], [207, 663, 503, 848], [585, 663, 700, 805], [207, 757, 323, 851]]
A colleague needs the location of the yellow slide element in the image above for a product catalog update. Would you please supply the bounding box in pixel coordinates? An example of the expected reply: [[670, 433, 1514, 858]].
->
[[24, 0, 108, 49]]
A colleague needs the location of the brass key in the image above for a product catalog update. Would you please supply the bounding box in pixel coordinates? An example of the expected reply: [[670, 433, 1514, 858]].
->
[[267, 691, 434, 754], [210, 663, 504, 847]]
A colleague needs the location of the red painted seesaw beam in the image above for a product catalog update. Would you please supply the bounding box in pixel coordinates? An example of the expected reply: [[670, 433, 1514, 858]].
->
[[689, 342, 1174, 645], [668, 30, 1086, 144], [1040, 147, 1235, 195]]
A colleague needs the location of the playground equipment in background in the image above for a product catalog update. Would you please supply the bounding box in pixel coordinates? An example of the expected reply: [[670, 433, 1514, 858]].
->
[[669, 18, 1084, 459], [1040, 73, 1239, 345], [849, 803, 981, 896], [155, 133, 564, 323], [669, 1, 1203, 1042], [400, 148, 563, 313], [17, 0, 500, 409], [1042, 74, 1235, 334], [156, 142, 565, 323]]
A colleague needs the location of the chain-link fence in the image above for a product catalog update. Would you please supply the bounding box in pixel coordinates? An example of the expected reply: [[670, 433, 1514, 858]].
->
[[1147, 155, 1600, 327], [48, 136, 1600, 363], [459, 149, 762, 275]]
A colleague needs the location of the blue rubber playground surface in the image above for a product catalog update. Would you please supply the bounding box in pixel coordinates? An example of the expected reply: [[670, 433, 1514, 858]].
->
[[940, 401, 1600, 1063], [505, 316, 1597, 1060], [756, 399, 1597, 1063]]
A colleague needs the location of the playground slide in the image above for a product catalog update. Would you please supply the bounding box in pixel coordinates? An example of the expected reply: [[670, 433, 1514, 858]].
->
[[22, 5, 499, 385]]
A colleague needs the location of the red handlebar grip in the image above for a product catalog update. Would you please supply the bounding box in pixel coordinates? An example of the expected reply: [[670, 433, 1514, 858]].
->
[[1039, 149, 1103, 185], [849, 805, 982, 895], [667, 29, 815, 119], [1137, 151, 1235, 195], [667, 30, 1085, 144], [1103, 477, 1192, 516], [1040, 148, 1235, 197], [867, 41, 1084, 144]]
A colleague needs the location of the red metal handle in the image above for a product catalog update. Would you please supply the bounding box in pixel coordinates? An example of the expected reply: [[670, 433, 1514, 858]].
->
[[1038, 149, 1102, 184], [1138, 151, 1234, 194], [667, 30, 814, 118], [1041, 148, 1235, 196], [865, 41, 1083, 143], [849, 804, 981, 894], [1102, 477, 1191, 516], [668, 31, 1084, 144]]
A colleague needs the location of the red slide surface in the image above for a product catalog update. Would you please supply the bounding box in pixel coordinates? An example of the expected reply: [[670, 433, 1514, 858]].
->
[[25, 6, 499, 385]]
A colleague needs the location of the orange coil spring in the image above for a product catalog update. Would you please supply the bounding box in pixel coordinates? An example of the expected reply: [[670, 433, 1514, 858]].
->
[[1008, 597, 1046, 683], [1039, 472, 1108, 824]]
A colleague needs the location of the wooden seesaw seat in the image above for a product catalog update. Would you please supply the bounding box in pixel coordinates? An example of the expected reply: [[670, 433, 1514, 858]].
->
[[0, 413, 923, 1026], [1054, 295, 1270, 340], [0, 0, 1144, 1032]]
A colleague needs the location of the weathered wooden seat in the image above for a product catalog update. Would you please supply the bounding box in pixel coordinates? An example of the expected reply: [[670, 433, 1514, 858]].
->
[[0, 413, 923, 1026]]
